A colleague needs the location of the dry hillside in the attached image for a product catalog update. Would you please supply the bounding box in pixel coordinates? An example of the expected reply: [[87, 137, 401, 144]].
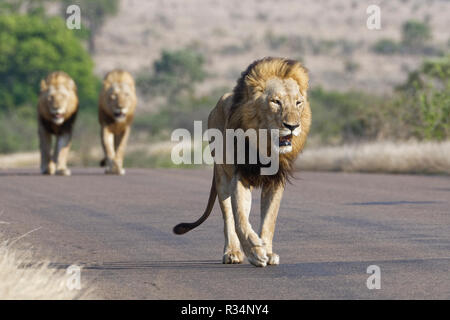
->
[[93, 0, 449, 102]]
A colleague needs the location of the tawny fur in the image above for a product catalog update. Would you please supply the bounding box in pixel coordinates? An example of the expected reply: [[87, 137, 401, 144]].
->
[[98, 69, 137, 175], [37, 71, 78, 176], [174, 57, 311, 267]]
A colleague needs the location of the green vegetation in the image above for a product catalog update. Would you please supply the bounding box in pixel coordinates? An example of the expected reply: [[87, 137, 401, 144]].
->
[[401, 20, 432, 48], [135, 48, 213, 139], [394, 55, 450, 140], [0, 13, 99, 153], [137, 48, 207, 100], [310, 55, 450, 144], [372, 20, 440, 56], [0, 14, 99, 112], [372, 38, 399, 55], [0, 0, 51, 15]]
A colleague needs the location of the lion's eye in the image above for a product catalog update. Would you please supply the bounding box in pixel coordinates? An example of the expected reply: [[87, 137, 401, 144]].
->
[[296, 101, 303, 108], [272, 99, 282, 106]]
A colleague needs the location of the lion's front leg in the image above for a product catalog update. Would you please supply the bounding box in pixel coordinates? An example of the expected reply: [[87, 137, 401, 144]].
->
[[260, 183, 284, 265], [53, 133, 72, 176], [113, 127, 130, 176], [39, 123, 55, 175], [101, 127, 119, 175], [231, 174, 268, 267]]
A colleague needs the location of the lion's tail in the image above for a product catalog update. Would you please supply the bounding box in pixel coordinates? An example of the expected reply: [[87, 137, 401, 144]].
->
[[173, 171, 217, 235], [100, 158, 106, 167]]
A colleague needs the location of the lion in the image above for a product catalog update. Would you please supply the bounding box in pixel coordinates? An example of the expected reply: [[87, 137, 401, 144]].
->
[[38, 71, 78, 176], [98, 70, 137, 175], [173, 57, 311, 267]]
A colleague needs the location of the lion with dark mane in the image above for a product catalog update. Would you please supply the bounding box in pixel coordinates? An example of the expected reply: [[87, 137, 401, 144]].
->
[[98, 70, 137, 175], [173, 57, 311, 267], [38, 71, 78, 176]]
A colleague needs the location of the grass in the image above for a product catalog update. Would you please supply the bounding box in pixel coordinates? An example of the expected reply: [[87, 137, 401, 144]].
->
[[2, 140, 450, 175], [297, 140, 450, 174], [0, 231, 92, 299]]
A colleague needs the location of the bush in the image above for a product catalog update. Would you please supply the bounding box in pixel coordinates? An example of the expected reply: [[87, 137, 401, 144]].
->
[[401, 20, 432, 48], [136, 48, 206, 100], [372, 38, 399, 54], [0, 14, 100, 113], [395, 55, 450, 140], [308, 88, 382, 145]]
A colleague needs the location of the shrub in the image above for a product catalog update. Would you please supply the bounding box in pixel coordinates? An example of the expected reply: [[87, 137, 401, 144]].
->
[[401, 20, 432, 48], [372, 38, 399, 54], [136, 48, 206, 100], [396, 55, 450, 140]]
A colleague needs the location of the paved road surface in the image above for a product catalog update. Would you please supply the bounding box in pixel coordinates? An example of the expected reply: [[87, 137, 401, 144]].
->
[[0, 168, 449, 299]]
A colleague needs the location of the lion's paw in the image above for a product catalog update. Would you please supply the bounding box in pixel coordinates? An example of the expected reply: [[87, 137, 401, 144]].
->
[[246, 246, 268, 267], [267, 253, 280, 265], [105, 166, 125, 175], [56, 168, 71, 176], [223, 250, 244, 264], [42, 162, 56, 175]]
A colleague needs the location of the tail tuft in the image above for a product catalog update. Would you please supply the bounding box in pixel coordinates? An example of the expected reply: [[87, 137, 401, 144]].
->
[[173, 223, 192, 235], [100, 158, 106, 167]]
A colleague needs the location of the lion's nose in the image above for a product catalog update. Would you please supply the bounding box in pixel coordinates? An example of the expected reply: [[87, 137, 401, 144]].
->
[[282, 122, 299, 131]]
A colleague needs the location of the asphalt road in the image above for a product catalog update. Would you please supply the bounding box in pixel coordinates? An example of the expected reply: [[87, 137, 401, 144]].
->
[[0, 168, 449, 299]]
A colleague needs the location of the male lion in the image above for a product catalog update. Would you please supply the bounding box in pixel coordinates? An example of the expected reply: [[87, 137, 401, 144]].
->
[[98, 70, 137, 175], [38, 71, 78, 176], [174, 57, 311, 267]]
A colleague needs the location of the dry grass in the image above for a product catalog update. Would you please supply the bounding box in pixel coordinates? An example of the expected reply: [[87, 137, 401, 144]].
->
[[2, 140, 450, 174], [0, 152, 39, 169], [297, 140, 450, 174], [0, 231, 92, 300]]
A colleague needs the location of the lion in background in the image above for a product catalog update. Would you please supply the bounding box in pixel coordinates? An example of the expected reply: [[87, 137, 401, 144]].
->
[[174, 57, 311, 267], [98, 70, 137, 175], [38, 71, 78, 176]]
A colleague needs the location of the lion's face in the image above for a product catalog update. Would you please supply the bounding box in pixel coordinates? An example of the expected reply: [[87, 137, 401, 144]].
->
[[40, 80, 77, 125], [104, 82, 135, 122], [259, 77, 305, 154]]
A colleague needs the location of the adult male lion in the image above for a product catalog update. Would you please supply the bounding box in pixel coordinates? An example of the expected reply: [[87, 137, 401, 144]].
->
[[98, 70, 137, 175], [174, 57, 311, 267], [38, 71, 78, 176]]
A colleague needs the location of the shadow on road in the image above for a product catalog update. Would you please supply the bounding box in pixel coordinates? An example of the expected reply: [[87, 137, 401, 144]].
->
[[347, 200, 441, 206]]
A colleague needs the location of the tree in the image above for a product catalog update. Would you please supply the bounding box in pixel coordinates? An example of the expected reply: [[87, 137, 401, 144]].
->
[[60, 0, 120, 53], [137, 48, 206, 101], [397, 55, 450, 140], [401, 20, 432, 49], [0, 0, 53, 16], [0, 14, 99, 112]]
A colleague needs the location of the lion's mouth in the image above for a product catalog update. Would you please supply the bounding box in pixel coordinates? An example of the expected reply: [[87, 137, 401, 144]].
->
[[114, 110, 126, 119], [279, 134, 292, 147], [52, 113, 65, 123]]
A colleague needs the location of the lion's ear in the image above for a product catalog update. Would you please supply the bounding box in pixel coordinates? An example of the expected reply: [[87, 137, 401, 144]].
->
[[67, 78, 77, 92], [40, 79, 47, 93]]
